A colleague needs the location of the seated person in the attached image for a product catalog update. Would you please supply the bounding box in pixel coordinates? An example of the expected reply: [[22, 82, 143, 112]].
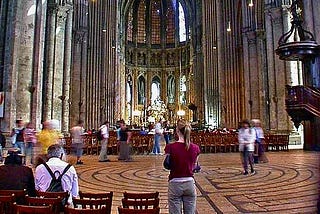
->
[[35, 144, 79, 204], [0, 149, 36, 197]]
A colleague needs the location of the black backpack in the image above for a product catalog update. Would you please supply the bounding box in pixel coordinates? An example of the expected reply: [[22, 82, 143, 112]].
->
[[42, 162, 72, 192], [96, 129, 104, 141]]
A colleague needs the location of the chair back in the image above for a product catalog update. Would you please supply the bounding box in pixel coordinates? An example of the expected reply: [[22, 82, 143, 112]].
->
[[35, 191, 69, 211], [14, 203, 53, 214], [123, 191, 159, 200], [0, 189, 27, 205], [0, 194, 15, 214], [64, 206, 107, 214], [79, 191, 113, 200], [78, 191, 113, 214], [122, 198, 159, 209], [122, 192, 159, 209], [26, 196, 62, 214], [118, 207, 160, 214], [73, 198, 111, 209]]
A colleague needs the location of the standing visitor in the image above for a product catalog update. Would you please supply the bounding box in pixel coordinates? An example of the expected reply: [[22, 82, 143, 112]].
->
[[238, 119, 256, 175], [163, 121, 171, 145], [118, 120, 132, 161], [11, 120, 25, 159], [152, 119, 163, 155], [71, 120, 85, 164], [36, 120, 61, 166], [252, 119, 268, 163], [164, 119, 200, 214], [98, 121, 110, 162], [24, 122, 37, 165], [0, 130, 6, 162]]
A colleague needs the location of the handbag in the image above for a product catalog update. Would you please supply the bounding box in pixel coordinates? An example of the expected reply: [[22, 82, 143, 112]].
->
[[193, 162, 201, 173], [163, 154, 171, 170]]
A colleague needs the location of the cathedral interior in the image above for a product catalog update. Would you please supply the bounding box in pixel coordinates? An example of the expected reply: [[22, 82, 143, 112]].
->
[[0, 1, 320, 213], [0, 0, 319, 148]]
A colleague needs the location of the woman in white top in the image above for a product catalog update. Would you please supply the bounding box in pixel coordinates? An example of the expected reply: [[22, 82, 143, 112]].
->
[[238, 119, 256, 175]]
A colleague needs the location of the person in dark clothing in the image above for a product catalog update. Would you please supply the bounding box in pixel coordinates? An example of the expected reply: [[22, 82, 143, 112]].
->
[[118, 120, 132, 161], [0, 130, 5, 162], [0, 130, 6, 148], [0, 149, 36, 197]]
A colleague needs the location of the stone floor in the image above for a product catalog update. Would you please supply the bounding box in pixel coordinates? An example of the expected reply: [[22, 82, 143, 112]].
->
[[73, 150, 319, 214]]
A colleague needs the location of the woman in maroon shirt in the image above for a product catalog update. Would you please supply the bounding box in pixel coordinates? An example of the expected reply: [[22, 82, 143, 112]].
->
[[164, 119, 200, 214]]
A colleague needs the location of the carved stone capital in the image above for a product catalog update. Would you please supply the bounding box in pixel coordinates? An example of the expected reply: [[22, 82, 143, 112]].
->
[[74, 29, 87, 44], [57, 4, 73, 25], [47, 3, 58, 15]]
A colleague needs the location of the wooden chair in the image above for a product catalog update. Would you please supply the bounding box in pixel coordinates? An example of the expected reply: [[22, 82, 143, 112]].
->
[[91, 136, 101, 155], [65, 206, 107, 214], [26, 196, 62, 214], [122, 192, 159, 209], [0, 189, 27, 205], [73, 198, 110, 209], [79, 191, 113, 200], [123, 192, 159, 201], [35, 191, 69, 210], [118, 207, 160, 214], [78, 191, 113, 214], [64, 137, 72, 154], [0, 194, 15, 214], [35, 190, 69, 201], [122, 198, 159, 210], [14, 203, 53, 214]]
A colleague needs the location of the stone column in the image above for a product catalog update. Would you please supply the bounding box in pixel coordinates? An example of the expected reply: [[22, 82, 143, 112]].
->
[[31, 0, 46, 129], [1, 0, 20, 131], [61, 8, 73, 133], [43, 3, 57, 121]]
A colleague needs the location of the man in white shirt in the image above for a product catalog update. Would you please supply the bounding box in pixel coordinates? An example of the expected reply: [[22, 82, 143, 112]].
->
[[98, 121, 110, 162], [35, 144, 79, 204]]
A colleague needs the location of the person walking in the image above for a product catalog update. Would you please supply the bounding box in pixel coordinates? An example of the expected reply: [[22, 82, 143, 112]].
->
[[252, 119, 268, 163], [164, 119, 200, 214], [152, 119, 163, 155], [238, 119, 256, 175], [118, 120, 132, 161], [98, 121, 110, 162], [10, 120, 25, 159], [24, 122, 37, 166], [71, 120, 85, 164]]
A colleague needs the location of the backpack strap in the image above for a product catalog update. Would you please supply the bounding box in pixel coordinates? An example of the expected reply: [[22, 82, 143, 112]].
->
[[42, 162, 58, 181], [58, 164, 72, 180]]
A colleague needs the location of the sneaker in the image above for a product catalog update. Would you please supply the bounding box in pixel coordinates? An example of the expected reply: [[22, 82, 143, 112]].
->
[[243, 171, 249, 175], [251, 169, 256, 175]]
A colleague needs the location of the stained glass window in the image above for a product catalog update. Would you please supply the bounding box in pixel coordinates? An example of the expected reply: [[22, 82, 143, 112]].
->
[[127, 7, 133, 41], [178, 2, 186, 42], [137, 0, 146, 43], [151, 0, 161, 44], [166, 1, 175, 44]]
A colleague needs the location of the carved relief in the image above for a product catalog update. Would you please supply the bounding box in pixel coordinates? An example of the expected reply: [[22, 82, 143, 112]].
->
[[74, 30, 86, 44]]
